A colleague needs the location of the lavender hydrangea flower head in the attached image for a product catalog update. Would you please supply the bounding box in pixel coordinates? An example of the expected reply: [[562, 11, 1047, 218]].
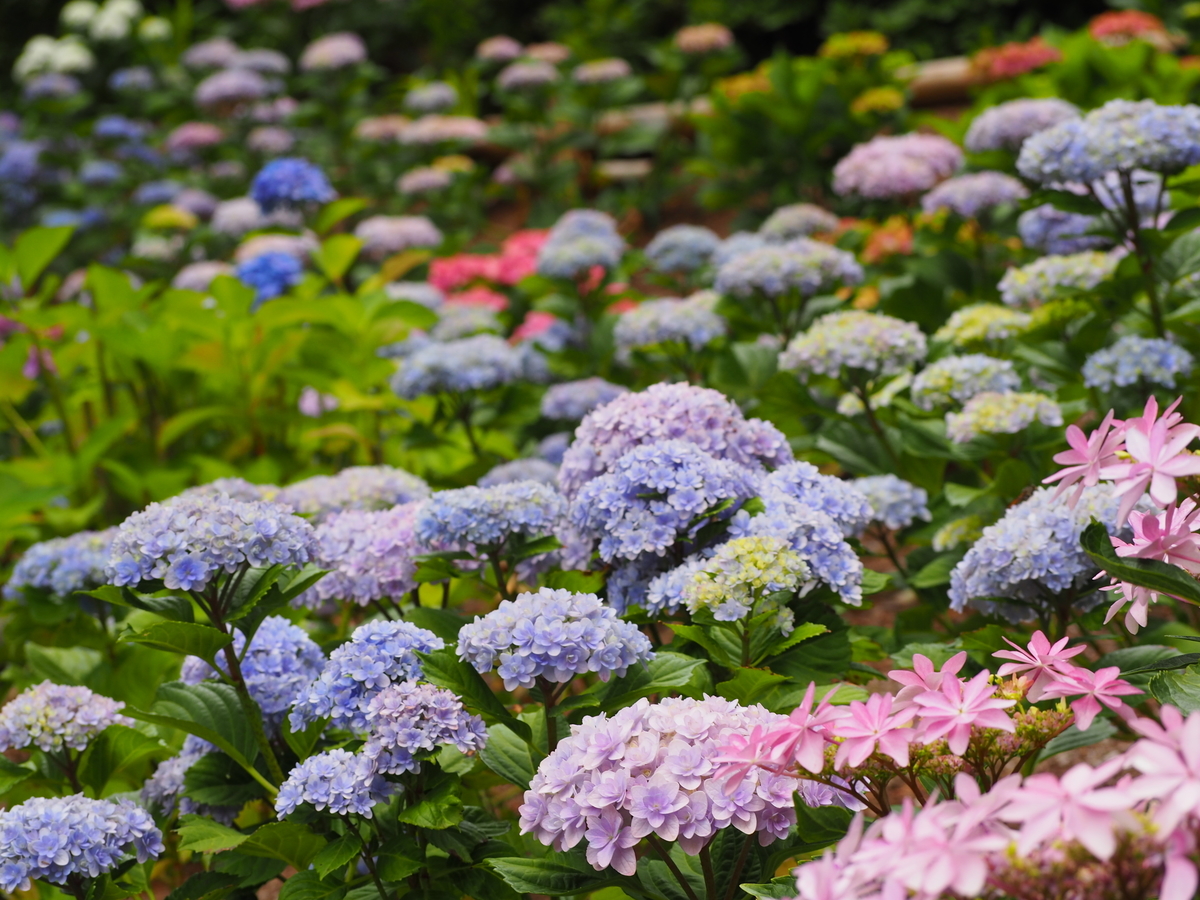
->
[[781, 311, 927, 380], [4, 528, 116, 600], [183, 36, 239, 69], [946, 391, 1063, 443], [289, 620, 444, 733], [0, 682, 131, 753], [998, 251, 1119, 308], [1017, 204, 1109, 255], [833, 133, 963, 199], [106, 495, 315, 593], [497, 60, 560, 91], [275, 749, 395, 818], [385, 281, 445, 308], [762, 462, 874, 537], [854, 475, 931, 530], [933, 304, 1031, 346], [541, 377, 628, 421], [236, 251, 303, 308], [194, 67, 267, 110], [250, 157, 335, 212], [299, 33, 367, 71], [537, 209, 626, 279], [390, 334, 531, 398], [572, 58, 632, 84], [910, 354, 1021, 410], [570, 440, 760, 563], [714, 239, 863, 299], [964, 98, 1080, 152], [0, 795, 163, 892], [759, 203, 839, 242], [361, 681, 487, 774], [1082, 335, 1195, 390], [458, 588, 653, 690], [519, 696, 803, 872], [415, 481, 567, 553], [180, 615, 324, 730], [299, 503, 425, 608], [614, 292, 727, 361], [354, 215, 442, 260], [558, 382, 793, 499], [176, 477, 277, 503], [713, 231, 767, 267], [479, 459, 560, 488], [404, 81, 458, 113], [684, 536, 809, 625], [644, 225, 721, 273], [920, 172, 1029, 218], [397, 166, 453, 195], [430, 305, 504, 341], [539, 432, 571, 465], [276, 465, 429, 522], [477, 35, 523, 62], [400, 115, 489, 146], [173, 261, 232, 292]]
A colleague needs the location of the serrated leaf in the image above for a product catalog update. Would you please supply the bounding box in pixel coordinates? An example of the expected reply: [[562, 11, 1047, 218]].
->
[[82, 585, 194, 622], [176, 815, 248, 854], [212, 853, 286, 889], [1081, 521, 1200, 604], [510, 535, 563, 562], [716, 668, 791, 705], [183, 752, 267, 807], [26, 644, 104, 684], [311, 833, 361, 879], [593, 652, 707, 712], [1037, 717, 1118, 762], [908, 553, 963, 589], [396, 771, 463, 829], [239, 822, 327, 870], [78, 725, 165, 795], [487, 854, 623, 896], [405, 607, 466, 642], [278, 871, 346, 900], [541, 570, 605, 593], [164, 872, 241, 900], [742, 877, 798, 900], [377, 836, 423, 881], [478, 723, 536, 790], [1151, 665, 1200, 712], [225, 565, 285, 623], [668, 624, 738, 669], [860, 569, 891, 595], [418, 648, 531, 740], [279, 564, 327, 603], [0, 757, 34, 796], [123, 622, 232, 666], [283, 717, 326, 762]]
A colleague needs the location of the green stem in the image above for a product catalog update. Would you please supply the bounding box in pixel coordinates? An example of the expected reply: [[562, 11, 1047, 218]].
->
[[719, 834, 755, 900], [699, 845, 717, 900], [646, 835, 700, 900], [355, 824, 390, 900], [853, 383, 901, 470]]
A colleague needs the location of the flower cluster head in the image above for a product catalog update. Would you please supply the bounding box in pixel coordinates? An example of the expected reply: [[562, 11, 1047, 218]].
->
[[275, 748, 395, 819], [477, 35, 522, 61], [276, 465, 429, 522], [354, 215, 442, 260], [479, 458, 560, 488], [385, 281, 444, 308], [833, 133, 963, 199], [572, 58, 632, 84], [497, 60, 560, 91], [644, 225, 721, 273], [520, 696, 802, 875], [0, 795, 163, 892], [1017, 203, 1110, 255], [998, 251, 1118, 308], [396, 166, 453, 195], [249, 157, 335, 212], [1082, 335, 1195, 390], [558, 382, 793, 499], [571, 440, 760, 563], [289, 620, 444, 733], [106, 494, 315, 593], [404, 81, 458, 113], [946, 390, 1063, 444], [933, 303, 1031, 345], [4, 528, 116, 600], [400, 114, 489, 146], [236, 251, 302, 308], [362, 681, 487, 774], [458, 588, 653, 690], [781, 311, 927, 381], [537, 210, 626, 279], [714, 239, 863, 299], [141, 736, 227, 821], [920, 171, 1029, 218], [390, 333, 533, 398], [964, 97, 1081, 152], [674, 22, 735, 54], [855, 475, 931, 530], [910, 354, 1021, 409], [684, 535, 808, 624], [299, 32, 367, 71], [541, 377, 628, 421], [763, 462, 873, 538], [713, 232, 767, 267], [414, 481, 565, 556], [1019, 99, 1200, 185], [0, 682, 130, 753], [614, 292, 727, 360], [758, 203, 839, 242]]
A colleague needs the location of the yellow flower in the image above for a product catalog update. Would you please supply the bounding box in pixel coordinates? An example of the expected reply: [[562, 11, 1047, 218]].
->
[[142, 204, 197, 231], [819, 31, 889, 58], [850, 86, 904, 116]]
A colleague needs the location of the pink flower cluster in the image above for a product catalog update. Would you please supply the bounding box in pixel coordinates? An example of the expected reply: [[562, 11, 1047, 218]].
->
[[428, 229, 549, 292]]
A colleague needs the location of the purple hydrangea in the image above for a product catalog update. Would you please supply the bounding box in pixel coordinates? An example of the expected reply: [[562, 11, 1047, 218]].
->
[[497, 61, 560, 91], [275, 749, 395, 818], [1017, 204, 1109, 255], [540, 378, 629, 421], [249, 157, 335, 212], [613, 292, 727, 361], [920, 172, 1029, 218], [537, 209, 626, 279], [714, 239, 863, 299], [539, 432, 572, 465], [361, 681, 487, 774], [479, 459, 560, 488], [644, 225, 721, 273], [354, 215, 443, 260], [712, 232, 767, 267], [390, 334, 533, 398], [404, 81, 459, 113], [0, 682, 131, 753], [4, 528, 116, 600], [833, 133, 963, 199], [176, 477, 277, 503], [457, 588, 653, 690], [854, 475, 931, 531], [759, 204, 839, 242], [414, 481, 567, 552], [964, 98, 1080, 152], [764, 462, 873, 538], [276, 466, 429, 523]]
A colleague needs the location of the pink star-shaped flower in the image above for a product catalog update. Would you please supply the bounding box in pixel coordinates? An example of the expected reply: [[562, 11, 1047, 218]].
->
[[764, 682, 845, 774], [913, 670, 1016, 755], [1100, 396, 1200, 524], [889, 651, 967, 705], [1043, 408, 1125, 507], [993, 630, 1086, 701], [1039, 665, 1141, 731], [1004, 759, 1132, 860], [831, 693, 917, 769]]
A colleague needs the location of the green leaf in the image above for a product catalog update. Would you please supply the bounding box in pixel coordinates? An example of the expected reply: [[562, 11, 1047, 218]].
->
[[541, 570, 605, 593], [15, 226, 74, 288], [478, 723, 536, 790], [405, 607, 466, 642], [668, 623, 738, 668], [176, 815, 248, 854], [1037, 717, 1118, 762], [278, 871, 346, 900], [376, 837, 424, 881], [183, 752, 267, 807], [1120, 653, 1200, 675], [26, 644, 103, 684], [158, 406, 235, 453], [793, 803, 853, 849], [240, 822, 327, 870], [212, 853, 286, 889], [314, 235, 363, 283], [1151, 665, 1200, 712], [279, 564, 328, 603], [396, 771, 463, 829], [510, 534, 563, 562], [716, 668, 791, 706], [418, 648, 531, 740], [314, 198, 369, 236], [126, 682, 260, 779], [593, 652, 707, 712], [486, 854, 623, 896], [1027, 189, 1106, 216], [283, 717, 326, 762], [742, 877, 800, 900], [78, 725, 165, 795], [311, 834, 362, 879], [225, 565, 286, 623], [123, 622, 232, 666], [758, 621, 828, 660], [0, 757, 34, 796], [891, 641, 963, 669], [908, 553, 963, 589], [164, 872, 241, 900], [82, 585, 194, 622], [860, 569, 891, 595], [1081, 521, 1200, 604]]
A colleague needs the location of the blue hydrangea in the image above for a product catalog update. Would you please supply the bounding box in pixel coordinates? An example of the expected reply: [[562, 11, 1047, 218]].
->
[[180, 615, 324, 732], [0, 682, 131, 753], [458, 588, 653, 690], [79, 160, 123, 187], [106, 494, 316, 593], [613, 291, 727, 361], [93, 115, 147, 142], [1082, 335, 1195, 390], [570, 440, 760, 563], [539, 432, 571, 465], [948, 485, 1130, 622], [763, 462, 873, 538], [289, 620, 444, 733], [276, 465, 429, 522], [141, 736, 240, 825], [132, 179, 180, 205], [4, 528, 116, 600], [712, 231, 767, 267], [910, 354, 1021, 410], [714, 239, 863, 299], [431, 304, 503, 341], [250, 157, 335, 212], [541, 378, 628, 421], [390, 334, 532, 399], [964, 98, 1080, 152], [759, 204, 839, 242], [0, 795, 163, 892], [479, 458, 560, 487], [537, 209, 626, 279], [644, 225, 720, 273], [275, 749, 395, 818], [415, 481, 567, 551], [1017, 204, 1109, 255], [854, 475, 931, 531], [176, 477, 276, 503], [920, 172, 1029, 218], [236, 251, 303, 309], [361, 681, 487, 774]]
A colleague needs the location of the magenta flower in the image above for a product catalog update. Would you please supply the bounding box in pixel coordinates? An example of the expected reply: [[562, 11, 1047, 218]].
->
[[584, 808, 638, 875], [993, 630, 1086, 701], [713, 725, 780, 793], [832, 693, 917, 769], [1115, 500, 1200, 572], [763, 683, 844, 774], [1100, 396, 1200, 523], [888, 650, 967, 704], [1004, 759, 1131, 859], [1043, 408, 1125, 507], [1039, 666, 1141, 731], [912, 670, 1016, 754], [1126, 707, 1200, 832]]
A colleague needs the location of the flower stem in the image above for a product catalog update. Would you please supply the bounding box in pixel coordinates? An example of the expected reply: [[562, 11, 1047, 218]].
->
[[699, 845, 717, 900], [646, 835, 700, 900], [719, 834, 755, 900]]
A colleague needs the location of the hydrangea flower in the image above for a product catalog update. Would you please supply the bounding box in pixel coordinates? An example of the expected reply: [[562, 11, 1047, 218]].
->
[[539, 432, 572, 465], [540, 377, 628, 421], [497, 60, 561, 90], [276, 465, 429, 522], [180, 616, 324, 731], [537, 235, 625, 280], [910, 354, 1021, 409], [354, 215, 443, 260], [361, 681, 487, 774], [106, 495, 315, 593], [299, 33, 367, 71], [236, 251, 303, 308], [558, 382, 793, 499], [920, 172, 1029, 218], [1017, 204, 1109, 255], [613, 292, 727, 361], [0, 795, 163, 892], [572, 58, 632, 84], [404, 81, 458, 113], [175, 477, 276, 504], [714, 239, 863, 299], [478, 458, 560, 488], [933, 304, 1032, 345], [385, 281, 445, 308], [458, 588, 653, 690], [964, 98, 1081, 152], [712, 231, 767, 267], [194, 68, 267, 109], [644, 225, 720, 273], [684, 536, 808, 624], [763, 462, 873, 538], [390, 334, 532, 398], [0, 682, 131, 753], [4, 528, 116, 600], [299, 503, 424, 609], [946, 391, 1063, 444], [415, 481, 566, 552], [780, 311, 927, 380], [275, 749, 395, 818], [520, 696, 804, 873], [998, 251, 1119, 308], [141, 736, 238, 823], [570, 440, 760, 563], [759, 204, 839, 242], [249, 157, 335, 212], [1082, 336, 1195, 390], [854, 475, 932, 530], [833, 133, 963, 199], [289, 620, 444, 733]]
